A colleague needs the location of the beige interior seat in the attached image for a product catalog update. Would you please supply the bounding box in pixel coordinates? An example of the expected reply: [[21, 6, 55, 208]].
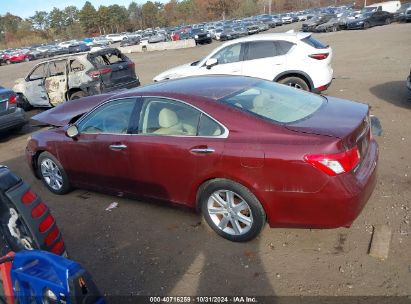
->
[[251, 94, 267, 115], [153, 108, 196, 135]]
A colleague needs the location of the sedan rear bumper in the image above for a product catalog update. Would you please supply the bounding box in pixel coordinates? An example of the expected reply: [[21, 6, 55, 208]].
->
[[265, 140, 378, 228], [0, 108, 27, 132]]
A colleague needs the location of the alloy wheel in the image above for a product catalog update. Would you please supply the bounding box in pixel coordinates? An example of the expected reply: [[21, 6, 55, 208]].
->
[[207, 190, 253, 236], [286, 82, 303, 89], [40, 158, 64, 191]]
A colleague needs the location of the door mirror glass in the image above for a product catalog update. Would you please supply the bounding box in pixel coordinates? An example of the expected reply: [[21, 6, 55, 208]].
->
[[66, 125, 79, 138], [205, 58, 218, 69]]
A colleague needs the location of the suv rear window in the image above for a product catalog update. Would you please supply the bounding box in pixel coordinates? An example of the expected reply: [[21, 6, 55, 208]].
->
[[301, 36, 328, 49], [220, 80, 324, 124]]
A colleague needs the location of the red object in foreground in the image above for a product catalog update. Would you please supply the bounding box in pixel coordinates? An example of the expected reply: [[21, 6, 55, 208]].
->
[[0, 252, 15, 304], [26, 75, 378, 239]]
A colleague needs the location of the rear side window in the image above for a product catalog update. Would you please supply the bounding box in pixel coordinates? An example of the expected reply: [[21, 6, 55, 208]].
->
[[276, 41, 294, 55], [301, 36, 328, 49], [198, 114, 223, 136], [246, 41, 276, 60]]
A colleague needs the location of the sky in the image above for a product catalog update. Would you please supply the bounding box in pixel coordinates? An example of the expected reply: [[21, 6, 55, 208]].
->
[[0, 0, 166, 19]]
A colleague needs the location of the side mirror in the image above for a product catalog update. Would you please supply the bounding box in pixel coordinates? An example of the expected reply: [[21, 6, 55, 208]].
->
[[205, 58, 218, 70], [66, 125, 79, 138]]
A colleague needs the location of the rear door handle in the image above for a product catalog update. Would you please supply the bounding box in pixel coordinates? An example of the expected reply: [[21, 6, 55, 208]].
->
[[109, 144, 127, 150], [190, 148, 215, 154]]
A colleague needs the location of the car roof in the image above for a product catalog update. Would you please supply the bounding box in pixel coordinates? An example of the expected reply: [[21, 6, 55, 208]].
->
[[219, 32, 311, 47], [128, 75, 262, 100]]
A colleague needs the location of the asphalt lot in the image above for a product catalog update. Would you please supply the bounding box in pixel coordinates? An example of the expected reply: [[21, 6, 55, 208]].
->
[[0, 22, 410, 297]]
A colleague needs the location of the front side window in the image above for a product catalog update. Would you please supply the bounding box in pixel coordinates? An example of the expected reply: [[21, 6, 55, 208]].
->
[[29, 64, 47, 81], [220, 80, 324, 124], [211, 43, 242, 64], [78, 99, 136, 134]]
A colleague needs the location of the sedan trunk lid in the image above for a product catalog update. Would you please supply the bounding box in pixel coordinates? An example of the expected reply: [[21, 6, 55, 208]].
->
[[286, 96, 370, 152]]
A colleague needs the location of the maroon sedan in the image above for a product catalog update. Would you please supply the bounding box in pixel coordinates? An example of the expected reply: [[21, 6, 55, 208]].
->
[[26, 76, 378, 242]]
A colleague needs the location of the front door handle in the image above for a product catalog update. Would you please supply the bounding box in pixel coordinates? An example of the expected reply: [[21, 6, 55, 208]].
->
[[190, 148, 215, 154], [109, 144, 127, 150]]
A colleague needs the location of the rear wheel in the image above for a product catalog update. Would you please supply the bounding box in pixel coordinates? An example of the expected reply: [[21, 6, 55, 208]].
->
[[16, 93, 32, 111], [37, 152, 71, 195], [200, 179, 266, 242], [332, 25, 338, 32], [69, 90, 86, 100], [385, 18, 391, 25], [6, 60, 11, 65], [364, 21, 370, 29], [278, 76, 310, 91]]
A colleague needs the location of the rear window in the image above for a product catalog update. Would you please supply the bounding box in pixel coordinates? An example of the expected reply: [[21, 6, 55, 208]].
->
[[301, 35, 328, 49], [90, 50, 127, 67], [220, 80, 325, 124]]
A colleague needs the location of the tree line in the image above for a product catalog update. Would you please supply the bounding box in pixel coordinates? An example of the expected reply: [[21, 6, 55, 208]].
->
[[0, 0, 381, 48]]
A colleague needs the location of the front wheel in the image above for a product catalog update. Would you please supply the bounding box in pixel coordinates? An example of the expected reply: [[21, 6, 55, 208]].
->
[[200, 179, 266, 242], [385, 18, 391, 25], [364, 22, 370, 29], [278, 76, 310, 91], [37, 152, 71, 195]]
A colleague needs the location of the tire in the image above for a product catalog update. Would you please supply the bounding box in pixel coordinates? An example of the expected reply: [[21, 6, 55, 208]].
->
[[0, 204, 37, 253], [24, 57, 30, 62], [332, 25, 338, 32], [278, 76, 310, 91], [37, 152, 71, 195], [69, 90, 86, 100], [16, 93, 32, 111], [200, 179, 266, 242], [364, 22, 370, 29], [385, 18, 391, 25], [6, 60, 11, 65]]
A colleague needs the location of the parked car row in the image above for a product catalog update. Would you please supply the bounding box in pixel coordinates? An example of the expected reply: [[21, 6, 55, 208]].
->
[[301, 1, 411, 32]]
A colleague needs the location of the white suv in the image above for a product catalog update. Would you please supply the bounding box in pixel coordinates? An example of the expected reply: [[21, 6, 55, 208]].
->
[[153, 32, 333, 93]]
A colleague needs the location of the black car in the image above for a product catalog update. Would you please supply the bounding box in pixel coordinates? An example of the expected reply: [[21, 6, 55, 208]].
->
[[0, 86, 26, 133], [68, 42, 90, 54], [120, 36, 140, 47], [302, 14, 336, 32], [191, 28, 212, 45], [346, 11, 393, 29]]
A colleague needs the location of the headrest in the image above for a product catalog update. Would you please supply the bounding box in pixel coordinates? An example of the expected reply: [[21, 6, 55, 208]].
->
[[158, 108, 178, 128]]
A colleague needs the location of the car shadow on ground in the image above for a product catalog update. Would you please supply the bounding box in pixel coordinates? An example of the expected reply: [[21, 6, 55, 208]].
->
[[369, 81, 411, 108], [1, 155, 277, 298]]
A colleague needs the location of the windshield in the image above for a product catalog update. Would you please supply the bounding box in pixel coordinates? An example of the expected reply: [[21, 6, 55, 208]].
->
[[220, 80, 325, 124]]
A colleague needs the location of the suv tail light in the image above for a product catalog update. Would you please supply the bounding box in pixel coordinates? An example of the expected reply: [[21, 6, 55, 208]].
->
[[304, 146, 360, 176], [128, 62, 135, 68], [309, 53, 329, 60], [8, 95, 17, 105], [87, 68, 112, 78]]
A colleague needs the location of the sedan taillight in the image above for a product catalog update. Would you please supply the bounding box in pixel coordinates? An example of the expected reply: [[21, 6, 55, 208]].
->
[[304, 146, 360, 176], [309, 53, 329, 60], [8, 95, 17, 105]]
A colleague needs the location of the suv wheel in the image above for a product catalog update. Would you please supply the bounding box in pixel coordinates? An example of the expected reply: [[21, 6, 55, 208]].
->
[[200, 179, 266, 242], [69, 91, 86, 100], [278, 76, 309, 91]]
